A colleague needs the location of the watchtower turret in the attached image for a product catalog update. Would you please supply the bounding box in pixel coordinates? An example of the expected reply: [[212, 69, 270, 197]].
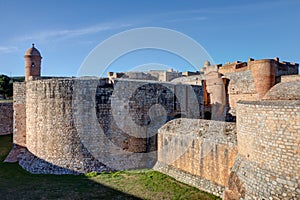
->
[[24, 43, 42, 81]]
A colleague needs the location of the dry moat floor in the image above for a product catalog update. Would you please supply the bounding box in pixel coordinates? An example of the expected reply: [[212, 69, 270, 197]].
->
[[0, 134, 220, 200]]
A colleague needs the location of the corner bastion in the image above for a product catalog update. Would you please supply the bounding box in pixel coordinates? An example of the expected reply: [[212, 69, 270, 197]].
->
[[11, 77, 203, 174], [224, 80, 300, 199]]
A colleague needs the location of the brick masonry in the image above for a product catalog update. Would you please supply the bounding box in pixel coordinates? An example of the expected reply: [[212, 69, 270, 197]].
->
[[224, 100, 300, 200], [0, 102, 13, 135]]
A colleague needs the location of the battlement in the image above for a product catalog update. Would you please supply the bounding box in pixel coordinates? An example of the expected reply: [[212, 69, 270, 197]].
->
[[218, 61, 248, 74], [216, 57, 299, 75]]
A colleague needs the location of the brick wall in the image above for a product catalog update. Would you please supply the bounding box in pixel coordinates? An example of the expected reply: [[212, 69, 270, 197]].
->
[[0, 102, 13, 135], [224, 100, 300, 199]]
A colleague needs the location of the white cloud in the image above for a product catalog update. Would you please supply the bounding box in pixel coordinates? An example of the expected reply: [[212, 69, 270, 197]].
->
[[0, 46, 18, 53], [16, 23, 133, 42]]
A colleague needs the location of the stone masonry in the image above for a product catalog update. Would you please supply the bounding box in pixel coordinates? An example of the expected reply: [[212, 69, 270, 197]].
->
[[10, 77, 203, 173], [0, 102, 13, 135], [4, 44, 300, 200], [224, 100, 300, 199], [154, 119, 237, 197]]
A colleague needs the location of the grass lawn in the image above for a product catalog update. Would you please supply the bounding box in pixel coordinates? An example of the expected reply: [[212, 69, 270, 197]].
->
[[0, 134, 220, 200], [0, 99, 13, 103]]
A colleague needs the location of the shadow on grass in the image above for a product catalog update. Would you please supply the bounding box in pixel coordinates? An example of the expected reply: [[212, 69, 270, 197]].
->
[[0, 135, 141, 200], [0, 134, 220, 200]]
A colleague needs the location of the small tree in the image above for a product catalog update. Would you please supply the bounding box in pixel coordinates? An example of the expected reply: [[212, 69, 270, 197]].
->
[[0, 74, 13, 98]]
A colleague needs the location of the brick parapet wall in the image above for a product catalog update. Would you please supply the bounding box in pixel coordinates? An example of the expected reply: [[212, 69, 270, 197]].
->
[[0, 102, 13, 135], [224, 100, 300, 199]]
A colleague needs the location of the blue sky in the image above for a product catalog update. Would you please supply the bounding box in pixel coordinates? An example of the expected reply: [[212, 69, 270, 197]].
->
[[0, 0, 299, 76]]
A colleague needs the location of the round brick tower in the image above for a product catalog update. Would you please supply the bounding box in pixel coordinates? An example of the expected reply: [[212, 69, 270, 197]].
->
[[250, 59, 276, 99], [24, 44, 42, 81]]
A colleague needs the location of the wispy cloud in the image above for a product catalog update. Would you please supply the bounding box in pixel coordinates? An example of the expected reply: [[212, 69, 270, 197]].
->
[[16, 23, 133, 42], [168, 0, 300, 15], [166, 16, 207, 23], [0, 46, 18, 53]]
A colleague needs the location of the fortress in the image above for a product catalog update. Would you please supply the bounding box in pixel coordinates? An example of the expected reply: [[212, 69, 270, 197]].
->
[[2, 44, 300, 199]]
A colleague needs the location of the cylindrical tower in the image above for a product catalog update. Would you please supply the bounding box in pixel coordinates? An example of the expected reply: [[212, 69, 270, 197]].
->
[[250, 59, 276, 99], [24, 44, 42, 81]]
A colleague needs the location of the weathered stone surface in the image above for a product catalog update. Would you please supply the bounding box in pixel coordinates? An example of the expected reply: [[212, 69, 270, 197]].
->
[[13, 82, 26, 146], [263, 80, 300, 100], [154, 118, 237, 197], [15, 78, 203, 174], [0, 102, 13, 135]]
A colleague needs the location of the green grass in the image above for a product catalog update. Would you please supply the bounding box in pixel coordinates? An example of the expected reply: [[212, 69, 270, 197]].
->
[[0, 134, 220, 200], [0, 99, 13, 103]]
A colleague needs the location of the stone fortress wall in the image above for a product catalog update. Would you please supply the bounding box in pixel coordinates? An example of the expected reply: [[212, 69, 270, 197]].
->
[[13, 77, 203, 173], [224, 100, 300, 199], [223, 80, 300, 199], [4, 44, 299, 199], [0, 102, 13, 135], [203, 58, 298, 119], [154, 119, 237, 197], [13, 82, 26, 146], [154, 59, 299, 199]]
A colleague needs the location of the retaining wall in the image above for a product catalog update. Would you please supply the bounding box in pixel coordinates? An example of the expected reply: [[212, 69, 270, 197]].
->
[[154, 118, 237, 197]]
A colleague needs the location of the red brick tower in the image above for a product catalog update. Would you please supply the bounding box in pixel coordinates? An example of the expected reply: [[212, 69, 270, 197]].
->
[[24, 44, 42, 81], [250, 59, 276, 99]]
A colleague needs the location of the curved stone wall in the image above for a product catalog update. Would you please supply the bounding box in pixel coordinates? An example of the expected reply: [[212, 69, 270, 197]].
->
[[23, 78, 203, 173], [225, 100, 300, 199], [25, 79, 108, 174]]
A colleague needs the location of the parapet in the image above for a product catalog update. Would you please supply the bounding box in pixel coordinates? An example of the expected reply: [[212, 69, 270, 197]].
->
[[218, 61, 248, 74], [216, 57, 299, 76], [281, 74, 300, 83]]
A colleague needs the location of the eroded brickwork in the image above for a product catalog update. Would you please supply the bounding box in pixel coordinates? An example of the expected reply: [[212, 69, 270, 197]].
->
[[0, 102, 13, 135]]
